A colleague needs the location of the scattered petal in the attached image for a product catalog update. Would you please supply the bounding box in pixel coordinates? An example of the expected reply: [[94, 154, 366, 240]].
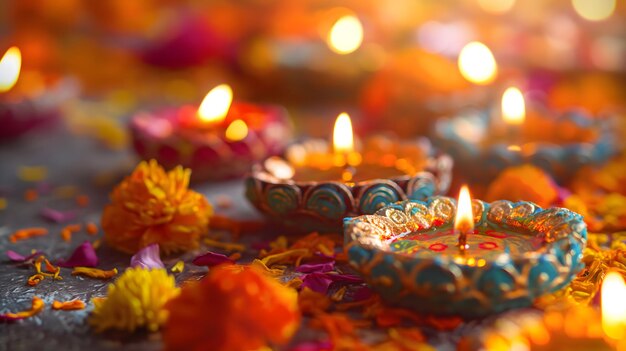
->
[[251, 259, 284, 277], [352, 286, 374, 302], [18, 166, 48, 182], [0, 296, 44, 322], [40, 208, 77, 223], [296, 257, 335, 273], [130, 243, 165, 269], [75, 194, 90, 207], [86, 222, 98, 235], [301, 273, 334, 294], [27, 273, 45, 286], [171, 260, 184, 273], [192, 251, 234, 267], [6, 250, 42, 263], [9, 227, 48, 243], [301, 273, 363, 294], [57, 241, 99, 268], [203, 238, 245, 252], [24, 189, 38, 202], [52, 300, 86, 310], [289, 340, 333, 351], [72, 267, 117, 279]]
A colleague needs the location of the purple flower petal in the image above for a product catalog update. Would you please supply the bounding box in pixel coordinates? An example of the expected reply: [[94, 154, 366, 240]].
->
[[289, 340, 333, 351], [296, 257, 335, 273], [0, 314, 22, 322], [57, 241, 98, 268], [352, 285, 374, 301], [130, 243, 164, 269], [301, 273, 334, 294], [40, 207, 76, 223], [301, 272, 364, 294], [192, 251, 234, 267], [6, 250, 43, 263], [328, 273, 363, 284]]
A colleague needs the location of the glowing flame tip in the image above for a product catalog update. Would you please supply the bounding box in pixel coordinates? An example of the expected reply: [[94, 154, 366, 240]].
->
[[0, 46, 22, 93], [501, 87, 526, 125], [333, 112, 354, 155], [601, 271, 626, 340], [454, 185, 474, 232], [198, 84, 233, 124]]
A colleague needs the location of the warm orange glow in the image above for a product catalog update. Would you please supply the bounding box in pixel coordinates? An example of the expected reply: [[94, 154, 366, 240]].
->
[[327, 15, 363, 55], [224, 119, 248, 141], [478, 0, 516, 14], [0, 46, 21, 93], [454, 185, 474, 232], [333, 112, 354, 155], [501, 87, 526, 125], [601, 271, 626, 340], [458, 42, 497, 85], [197, 84, 233, 124]]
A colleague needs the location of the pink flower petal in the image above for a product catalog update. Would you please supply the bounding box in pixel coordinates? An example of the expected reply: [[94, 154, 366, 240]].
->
[[296, 256, 335, 273], [352, 286, 374, 301], [0, 314, 22, 322], [57, 241, 98, 268], [40, 207, 77, 223], [289, 340, 332, 351], [192, 251, 234, 267], [301, 273, 334, 293], [301, 272, 364, 294], [130, 243, 164, 269], [6, 250, 43, 263]]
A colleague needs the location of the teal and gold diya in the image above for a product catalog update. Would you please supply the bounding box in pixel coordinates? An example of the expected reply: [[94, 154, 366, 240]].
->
[[246, 113, 452, 233], [344, 187, 587, 318]]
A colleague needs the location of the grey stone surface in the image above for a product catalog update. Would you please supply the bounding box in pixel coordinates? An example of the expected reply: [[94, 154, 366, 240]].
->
[[0, 126, 266, 351]]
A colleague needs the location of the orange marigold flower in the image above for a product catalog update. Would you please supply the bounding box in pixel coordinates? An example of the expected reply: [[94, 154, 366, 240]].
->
[[164, 265, 300, 351], [485, 164, 558, 208], [101, 160, 213, 254]]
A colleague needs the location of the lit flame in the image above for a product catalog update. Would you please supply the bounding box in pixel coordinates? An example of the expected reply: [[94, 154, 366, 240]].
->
[[0, 46, 21, 93], [454, 185, 474, 233], [572, 0, 616, 22], [327, 15, 363, 55], [501, 87, 526, 125], [458, 42, 497, 85], [225, 119, 248, 141], [197, 84, 233, 124], [601, 271, 626, 340], [333, 112, 354, 155]]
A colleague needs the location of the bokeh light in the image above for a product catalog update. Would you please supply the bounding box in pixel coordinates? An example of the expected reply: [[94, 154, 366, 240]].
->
[[572, 0, 616, 21], [457, 41, 497, 85]]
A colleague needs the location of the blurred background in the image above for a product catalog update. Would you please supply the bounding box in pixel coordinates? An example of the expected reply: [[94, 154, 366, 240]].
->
[[1, 0, 625, 145]]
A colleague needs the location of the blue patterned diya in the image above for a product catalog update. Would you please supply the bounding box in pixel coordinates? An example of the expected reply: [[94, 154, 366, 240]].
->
[[433, 107, 616, 183], [246, 136, 453, 233], [344, 197, 587, 318]]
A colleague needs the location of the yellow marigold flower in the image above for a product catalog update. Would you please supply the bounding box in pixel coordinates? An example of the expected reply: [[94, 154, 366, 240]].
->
[[485, 164, 558, 208], [90, 268, 180, 333], [163, 265, 300, 351], [102, 160, 213, 254]]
